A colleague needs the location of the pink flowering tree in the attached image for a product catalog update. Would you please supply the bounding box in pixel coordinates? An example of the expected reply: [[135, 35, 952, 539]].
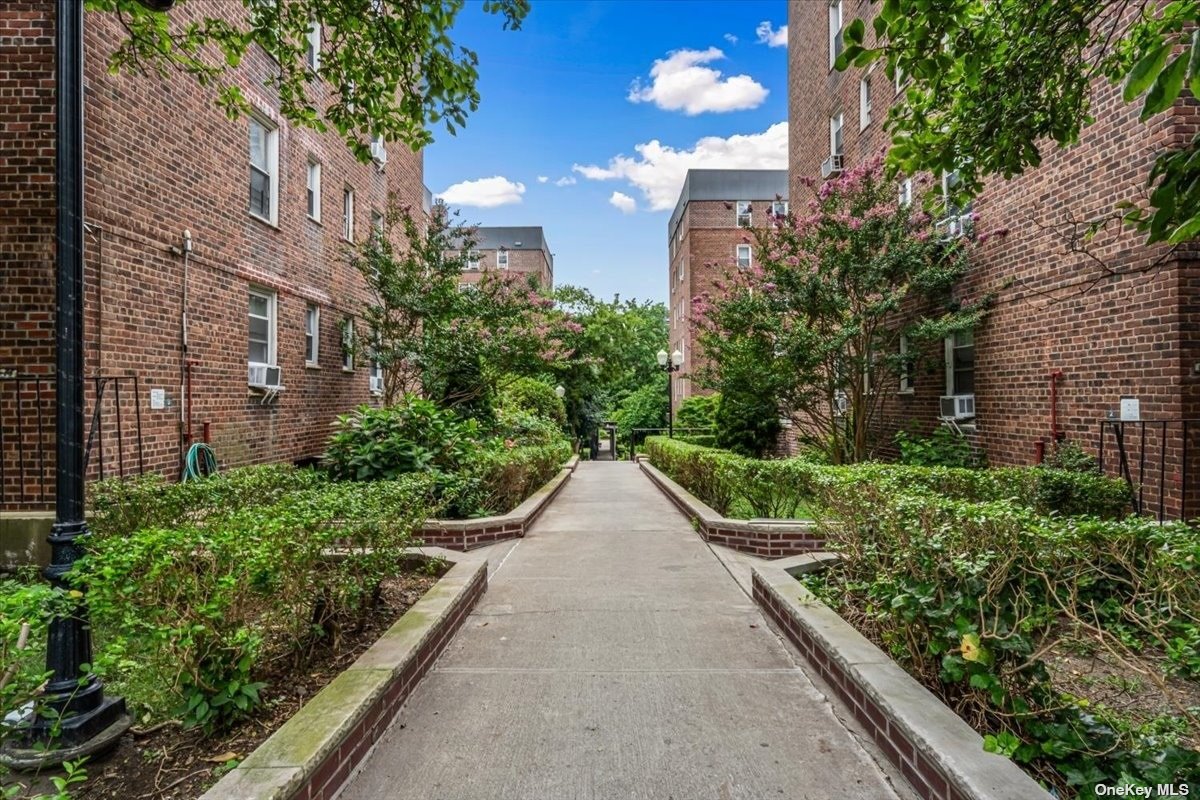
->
[[694, 155, 999, 463]]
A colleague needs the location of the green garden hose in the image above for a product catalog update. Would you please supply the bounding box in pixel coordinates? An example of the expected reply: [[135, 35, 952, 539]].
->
[[183, 442, 218, 481]]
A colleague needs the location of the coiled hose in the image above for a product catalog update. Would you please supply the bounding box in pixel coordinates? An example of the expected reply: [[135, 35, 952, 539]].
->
[[183, 442, 218, 481]]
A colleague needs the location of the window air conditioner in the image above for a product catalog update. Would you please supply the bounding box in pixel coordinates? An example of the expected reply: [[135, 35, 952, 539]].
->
[[369, 375, 384, 395], [939, 394, 975, 420], [248, 364, 283, 388], [370, 139, 388, 166], [821, 154, 844, 178]]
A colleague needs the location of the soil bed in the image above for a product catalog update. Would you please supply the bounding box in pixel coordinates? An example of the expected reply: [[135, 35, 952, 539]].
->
[[6, 568, 443, 800]]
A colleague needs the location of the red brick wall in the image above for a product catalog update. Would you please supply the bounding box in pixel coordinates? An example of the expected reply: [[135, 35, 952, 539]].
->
[[0, 1, 424, 508], [456, 247, 552, 289], [788, 1, 1200, 517]]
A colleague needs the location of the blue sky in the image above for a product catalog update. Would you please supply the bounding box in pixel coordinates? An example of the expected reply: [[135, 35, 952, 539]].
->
[[424, 0, 789, 305]]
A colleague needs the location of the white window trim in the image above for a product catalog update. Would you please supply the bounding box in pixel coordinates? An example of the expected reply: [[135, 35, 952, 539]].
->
[[735, 200, 752, 228], [944, 331, 975, 396], [828, 0, 843, 69], [305, 21, 321, 71], [497, 249, 509, 270], [898, 177, 913, 208], [736, 244, 752, 270], [248, 287, 277, 368], [342, 186, 355, 242], [306, 158, 322, 223], [305, 304, 320, 367], [859, 76, 872, 131], [772, 200, 789, 216], [248, 114, 279, 226], [830, 113, 844, 158], [898, 334, 913, 394], [371, 210, 385, 238], [342, 318, 355, 371]]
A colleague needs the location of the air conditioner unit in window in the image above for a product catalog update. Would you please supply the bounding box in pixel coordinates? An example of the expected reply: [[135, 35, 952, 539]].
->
[[935, 213, 974, 240], [821, 154, 844, 178], [939, 394, 975, 420], [369, 375, 384, 395], [369, 139, 388, 166], [248, 364, 283, 388]]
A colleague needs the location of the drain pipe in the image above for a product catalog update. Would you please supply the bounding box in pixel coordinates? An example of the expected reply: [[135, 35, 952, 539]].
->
[[170, 230, 193, 475], [1049, 369, 1063, 442]]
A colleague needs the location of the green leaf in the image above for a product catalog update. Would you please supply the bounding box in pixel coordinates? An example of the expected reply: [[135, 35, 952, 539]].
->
[[1166, 213, 1200, 243], [1142, 53, 1188, 119], [845, 18, 865, 46], [1124, 43, 1171, 102], [1189, 31, 1200, 99]]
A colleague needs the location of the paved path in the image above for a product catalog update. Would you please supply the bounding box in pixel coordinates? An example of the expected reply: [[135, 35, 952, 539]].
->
[[342, 462, 910, 800]]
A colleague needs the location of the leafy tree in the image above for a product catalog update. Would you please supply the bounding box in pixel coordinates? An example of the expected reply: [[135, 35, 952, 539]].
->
[[675, 393, 719, 433], [839, 0, 1200, 244], [610, 374, 668, 447], [694, 155, 993, 464], [87, 0, 530, 158]]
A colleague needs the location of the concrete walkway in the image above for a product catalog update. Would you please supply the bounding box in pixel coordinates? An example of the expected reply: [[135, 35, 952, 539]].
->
[[341, 461, 910, 800]]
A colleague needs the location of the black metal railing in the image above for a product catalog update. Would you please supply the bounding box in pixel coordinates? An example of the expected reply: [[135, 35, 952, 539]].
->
[[84, 374, 146, 481], [0, 373, 52, 506], [1097, 418, 1200, 522]]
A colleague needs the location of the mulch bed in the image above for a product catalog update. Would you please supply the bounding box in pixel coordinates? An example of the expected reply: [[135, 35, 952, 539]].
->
[[5, 569, 443, 800]]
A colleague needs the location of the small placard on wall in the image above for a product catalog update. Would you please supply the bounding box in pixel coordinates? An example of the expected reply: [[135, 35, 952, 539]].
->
[[1119, 396, 1140, 421], [150, 388, 166, 410]]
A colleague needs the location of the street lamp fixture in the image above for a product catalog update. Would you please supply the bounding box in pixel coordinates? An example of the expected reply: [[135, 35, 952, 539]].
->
[[554, 384, 565, 399], [657, 349, 683, 437]]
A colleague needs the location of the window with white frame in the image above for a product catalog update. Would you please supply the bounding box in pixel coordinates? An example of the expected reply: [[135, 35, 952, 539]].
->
[[371, 209, 384, 238], [944, 330, 975, 395], [248, 289, 276, 367], [772, 200, 789, 217], [370, 358, 383, 395], [898, 177, 913, 208], [342, 318, 355, 371], [736, 244, 752, 269], [370, 134, 387, 165], [830, 113, 844, 158], [462, 250, 480, 271], [304, 303, 320, 366], [305, 21, 321, 70], [306, 159, 321, 221], [735, 201, 752, 228], [342, 187, 355, 241], [248, 116, 278, 224], [859, 76, 872, 130], [939, 169, 974, 237], [497, 249, 509, 269], [898, 334, 913, 393], [828, 0, 843, 68]]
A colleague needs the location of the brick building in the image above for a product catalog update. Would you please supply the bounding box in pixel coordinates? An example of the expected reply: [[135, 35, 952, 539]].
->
[[456, 226, 554, 290], [667, 169, 789, 404], [788, 0, 1200, 518], [0, 1, 425, 514]]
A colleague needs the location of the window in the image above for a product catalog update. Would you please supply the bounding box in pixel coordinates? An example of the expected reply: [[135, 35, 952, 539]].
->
[[736, 244, 752, 269], [370, 134, 387, 165], [305, 21, 321, 70], [462, 250, 480, 271], [497, 249, 509, 269], [736, 201, 751, 228], [945, 330, 975, 395], [938, 170, 974, 237], [898, 334, 912, 393], [370, 209, 384, 237], [830, 113, 844, 158], [248, 289, 276, 366], [342, 187, 355, 241], [898, 178, 913, 208], [342, 318, 355, 371], [828, 0, 843, 68], [248, 116, 278, 224], [859, 77, 872, 130], [772, 200, 789, 217], [306, 159, 321, 221], [304, 304, 320, 366], [370, 359, 383, 395]]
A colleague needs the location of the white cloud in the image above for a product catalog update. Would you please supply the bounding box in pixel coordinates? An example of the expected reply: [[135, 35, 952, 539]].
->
[[554, 176, 576, 187], [436, 176, 525, 208], [609, 191, 636, 214], [572, 122, 788, 212], [627, 47, 767, 115], [756, 21, 787, 47], [537, 175, 549, 183], [723, 33, 738, 45]]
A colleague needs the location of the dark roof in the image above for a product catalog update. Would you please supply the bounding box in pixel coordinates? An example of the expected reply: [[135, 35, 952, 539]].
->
[[668, 169, 788, 241], [463, 226, 553, 271]]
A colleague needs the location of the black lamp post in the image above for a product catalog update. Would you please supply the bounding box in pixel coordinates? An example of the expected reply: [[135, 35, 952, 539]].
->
[[656, 348, 683, 438], [4, 0, 174, 768]]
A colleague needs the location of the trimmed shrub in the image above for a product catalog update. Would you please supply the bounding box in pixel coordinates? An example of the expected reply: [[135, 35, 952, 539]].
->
[[894, 425, 983, 468], [460, 440, 572, 516], [324, 397, 482, 481], [499, 376, 567, 426], [675, 393, 719, 433], [494, 407, 564, 447], [714, 389, 781, 458]]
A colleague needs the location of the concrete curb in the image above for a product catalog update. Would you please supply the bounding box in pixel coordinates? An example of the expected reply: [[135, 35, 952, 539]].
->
[[419, 462, 574, 551], [752, 564, 1050, 800], [201, 558, 488, 800], [639, 460, 825, 558]]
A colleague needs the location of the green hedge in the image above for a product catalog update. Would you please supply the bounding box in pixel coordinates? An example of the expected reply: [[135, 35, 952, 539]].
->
[[78, 473, 443, 732], [642, 436, 1131, 520], [451, 440, 572, 517]]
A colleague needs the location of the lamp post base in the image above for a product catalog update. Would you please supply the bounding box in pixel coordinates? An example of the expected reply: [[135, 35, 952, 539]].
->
[[0, 697, 130, 770]]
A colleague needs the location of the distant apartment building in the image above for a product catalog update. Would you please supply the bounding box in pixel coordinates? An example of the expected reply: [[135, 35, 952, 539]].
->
[[667, 169, 789, 404], [0, 2, 424, 512], [457, 226, 554, 290], [789, 1, 1200, 518]]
